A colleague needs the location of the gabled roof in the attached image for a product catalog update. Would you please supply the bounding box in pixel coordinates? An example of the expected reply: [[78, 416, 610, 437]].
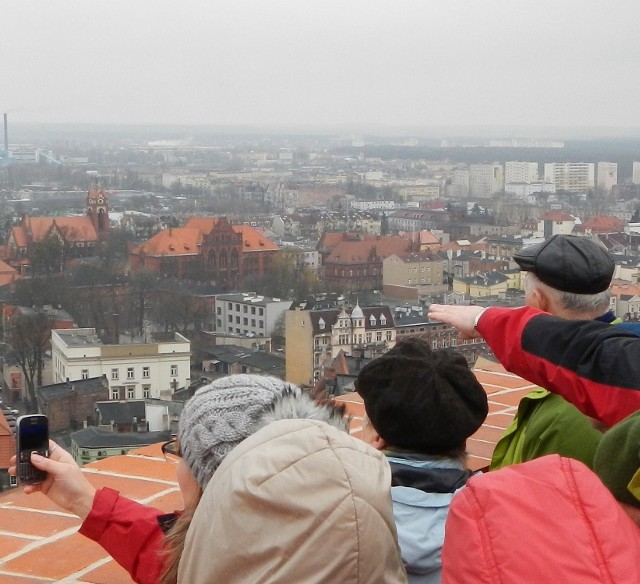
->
[[325, 236, 410, 265], [578, 215, 625, 233], [309, 305, 394, 334], [133, 227, 203, 256], [235, 225, 279, 252], [12, 216, 98, 247]]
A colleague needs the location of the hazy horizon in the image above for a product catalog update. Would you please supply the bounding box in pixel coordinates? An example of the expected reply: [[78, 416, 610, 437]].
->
[[4, 1, 640, 132]]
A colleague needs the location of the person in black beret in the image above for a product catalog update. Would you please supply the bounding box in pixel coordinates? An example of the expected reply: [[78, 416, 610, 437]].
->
[[355, 337, 488, 584], [491, 234, 629, 473]]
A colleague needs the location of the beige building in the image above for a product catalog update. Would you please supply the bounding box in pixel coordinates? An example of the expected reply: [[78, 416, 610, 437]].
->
[[51, 328, 191, 401], [543, 162, 595, 193], [452, 273, 510, 298], [505, 161, 539, 184], [382, 252, 446, 300], [470, 164, 504, 198], [285, 304, 396, 387]]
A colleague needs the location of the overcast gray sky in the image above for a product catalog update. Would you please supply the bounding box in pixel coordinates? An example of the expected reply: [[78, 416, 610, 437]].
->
[[3, 0, 639, 130]]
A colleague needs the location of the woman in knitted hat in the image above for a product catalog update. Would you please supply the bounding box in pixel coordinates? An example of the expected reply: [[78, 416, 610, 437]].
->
[[10, 374, 346, 584]]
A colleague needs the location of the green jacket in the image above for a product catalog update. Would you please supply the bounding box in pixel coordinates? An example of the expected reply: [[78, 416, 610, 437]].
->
[[490, 388, 603, 470]]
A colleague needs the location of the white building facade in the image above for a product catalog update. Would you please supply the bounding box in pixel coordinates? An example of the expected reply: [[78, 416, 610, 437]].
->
[[215, 292, 292, 336], [51, 329, 191, 401], [544, 162, 595, 193], [505, 161, 539, 184], [469, 164, 504, 197]]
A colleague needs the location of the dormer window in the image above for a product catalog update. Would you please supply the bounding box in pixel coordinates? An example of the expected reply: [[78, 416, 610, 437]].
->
[[318, 317, 325, 330], [369, 315, 377, 326], [380, 314, 387, 326]]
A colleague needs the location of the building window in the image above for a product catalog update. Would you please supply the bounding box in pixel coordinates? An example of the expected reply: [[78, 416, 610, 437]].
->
[[170, 364, 178, 377], [111, 387, 120, 400], [235, 304, 240, 311], [380, 315, 386, 325], [243, 305, 248, 313], [111, 368, 119, 380], [143, 385, 150, 398], [81, 369, 89, 380], [228, 315, 233, 323], [235, 316, 240, 324], [216, 307, 222, 315], [339, 334, 349, 344], [259, 308, 264, 316], [251, 319, 256, 327], [259, 320, 264, 329], [228, 302, 233, 310], [127, 387, 135, 399], [251, 306, 256, 315], [243, 317, 248, 325], [127, 367, 134, 379], [142, 366, 150, 379], [386, 331, 393, 341], [377, 332, 382, 342]]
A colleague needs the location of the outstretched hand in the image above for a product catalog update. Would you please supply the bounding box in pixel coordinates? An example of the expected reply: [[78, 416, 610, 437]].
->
[[428, 304, 486, 340], [8, 440, 96, 520]]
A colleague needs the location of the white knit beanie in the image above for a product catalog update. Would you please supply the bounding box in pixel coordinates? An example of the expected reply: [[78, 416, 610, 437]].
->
[[178, 374, 300, 489]]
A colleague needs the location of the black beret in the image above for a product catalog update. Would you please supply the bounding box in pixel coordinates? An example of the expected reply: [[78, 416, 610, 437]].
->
[[514, 234, 614, 294], [355, 338, 488, 454]]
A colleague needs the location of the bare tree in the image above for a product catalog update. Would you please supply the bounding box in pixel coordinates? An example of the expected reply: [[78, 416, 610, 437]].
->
[[9, 313, 50, 413]]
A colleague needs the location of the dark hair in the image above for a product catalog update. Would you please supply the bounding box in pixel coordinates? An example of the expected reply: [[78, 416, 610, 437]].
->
[[355, 338, 488, 454]]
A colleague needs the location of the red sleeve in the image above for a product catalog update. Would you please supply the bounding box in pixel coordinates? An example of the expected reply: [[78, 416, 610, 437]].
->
[[478, 306, 640, 427], [79, 487, 167, 584]]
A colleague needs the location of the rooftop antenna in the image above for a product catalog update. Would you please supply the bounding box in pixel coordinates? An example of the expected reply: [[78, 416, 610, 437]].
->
[[3, 113, 8, 154]]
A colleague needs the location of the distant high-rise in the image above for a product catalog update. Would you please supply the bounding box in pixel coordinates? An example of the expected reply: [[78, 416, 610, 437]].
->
[[543, 162, 595, 193], [469, 163, 504, 198], [633, 162, 640, 185], [596, 162, 617, 192], [505, 161, 539, 184]]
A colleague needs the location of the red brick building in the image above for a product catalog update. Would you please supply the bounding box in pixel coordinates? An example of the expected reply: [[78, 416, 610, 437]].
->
[[130, 217, 279, 289]]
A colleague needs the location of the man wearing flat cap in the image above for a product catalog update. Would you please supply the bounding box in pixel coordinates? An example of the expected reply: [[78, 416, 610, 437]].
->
[[491, 234, 624, 471]]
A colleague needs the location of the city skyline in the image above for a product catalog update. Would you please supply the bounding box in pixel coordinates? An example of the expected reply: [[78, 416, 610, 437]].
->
[[3, 0, 640, 132]]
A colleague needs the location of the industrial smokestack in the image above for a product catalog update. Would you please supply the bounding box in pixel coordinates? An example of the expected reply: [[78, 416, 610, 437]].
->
[[3, 113, 7, 154]]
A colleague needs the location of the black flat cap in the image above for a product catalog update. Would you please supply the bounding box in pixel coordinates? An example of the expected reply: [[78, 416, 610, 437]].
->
[[514, 234, 614, 294]]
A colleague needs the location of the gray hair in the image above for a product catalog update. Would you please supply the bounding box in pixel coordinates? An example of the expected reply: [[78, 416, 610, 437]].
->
[[524, 271, 611, 315]]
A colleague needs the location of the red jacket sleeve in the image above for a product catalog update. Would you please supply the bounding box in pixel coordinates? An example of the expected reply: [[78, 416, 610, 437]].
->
[[79, 487, 167, 584], [478, 307, 640, 427]]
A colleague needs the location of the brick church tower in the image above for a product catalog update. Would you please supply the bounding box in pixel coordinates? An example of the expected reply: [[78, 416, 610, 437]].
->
[[86, 189, 110, 239]]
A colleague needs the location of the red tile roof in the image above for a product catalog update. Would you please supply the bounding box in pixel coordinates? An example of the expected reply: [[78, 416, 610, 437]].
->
[[326, 236, 410, 265], [12, 217, 98, 248], [132, 227, 203, 256]]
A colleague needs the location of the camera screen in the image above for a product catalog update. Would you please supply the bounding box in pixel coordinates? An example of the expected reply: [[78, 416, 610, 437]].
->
[[21, 424, 48, 451]]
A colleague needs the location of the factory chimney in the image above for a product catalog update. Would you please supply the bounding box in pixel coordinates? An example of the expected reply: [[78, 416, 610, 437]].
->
[[3, 113, 7, 154]]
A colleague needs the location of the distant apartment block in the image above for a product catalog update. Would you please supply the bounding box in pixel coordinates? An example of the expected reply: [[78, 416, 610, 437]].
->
[[394, 185, 440, 202], [469, 164, 504, 197], [452, 169, 470, 197], [505, 161, 539, 184], [597, 162, 618, 192], [51, 329, 191, 401], [505, 181, 555, 199], [633, 162, 640, 185], [215, 292, 292, 337], [285, 304, 396, 387], [350, 200, 396, 211], [544, 162, 595, 193]]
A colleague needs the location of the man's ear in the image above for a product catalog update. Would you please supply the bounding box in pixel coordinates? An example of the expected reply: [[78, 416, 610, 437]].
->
[[529, 287, 550, 312]]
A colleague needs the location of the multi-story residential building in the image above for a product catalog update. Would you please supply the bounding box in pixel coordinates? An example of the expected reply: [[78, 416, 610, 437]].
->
[[51, 328, 191, 401], [597, 162, 618, 192], [350, 200, 396, 211], [633, 162, 640, 185], [387, 209, 450, 233], [505, 181, 555, 199], [394, 185, 440, 202], [285, 304, 396, 387], [504, 161, 539, 184], [451, 169, 470, 197], [543, 162, 595, 193], [469, 164, 504, 198], [214, 292, 292, 337], [382, 251, 446, 300]]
